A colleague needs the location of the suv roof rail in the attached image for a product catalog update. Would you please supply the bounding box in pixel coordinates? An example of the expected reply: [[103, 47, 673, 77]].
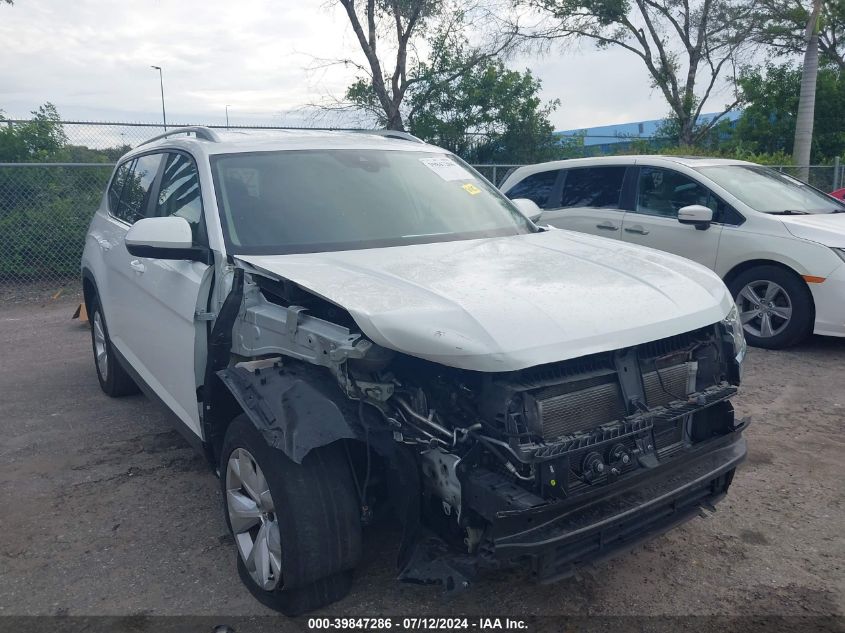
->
[[137, 126, 221, 147], [353, 130, 425, 144]]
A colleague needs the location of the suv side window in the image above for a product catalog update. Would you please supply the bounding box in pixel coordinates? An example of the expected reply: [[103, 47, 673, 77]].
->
[[113, 153, 162, 224], [559, 167, 626, 209], [107, 161, 132, 215], [505, 170, 559, 207], [635, 167, 709, 218], [155, 152, 205, 243]]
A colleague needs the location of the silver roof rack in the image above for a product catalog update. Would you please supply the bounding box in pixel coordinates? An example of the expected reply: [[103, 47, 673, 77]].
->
[[137, 126, 221, 147], [137, 126, 425, 147], [352, 130, 425, 144]]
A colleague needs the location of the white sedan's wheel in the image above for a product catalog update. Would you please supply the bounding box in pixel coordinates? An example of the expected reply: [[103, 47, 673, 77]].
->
[[728, 265, 813, 349], [736, 280, 793, 339], [226, 448, 283, 591]]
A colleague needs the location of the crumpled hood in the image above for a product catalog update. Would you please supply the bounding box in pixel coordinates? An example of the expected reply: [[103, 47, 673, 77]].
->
[[237, 230, 734, 371], [778, 213, 845, 248]]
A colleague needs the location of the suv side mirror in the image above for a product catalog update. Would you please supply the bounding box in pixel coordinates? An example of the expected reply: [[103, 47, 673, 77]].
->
[[511, 198, 543, 223], [678, 205, 713, 230], [125, 217, 210, 262]]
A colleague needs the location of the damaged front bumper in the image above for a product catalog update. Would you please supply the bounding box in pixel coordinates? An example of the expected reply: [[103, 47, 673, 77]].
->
[[401, 426, 747, 590], [488, 428, 747, 582]]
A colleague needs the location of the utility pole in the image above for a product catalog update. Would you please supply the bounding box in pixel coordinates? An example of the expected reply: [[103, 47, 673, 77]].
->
[[151, 65, 167, 131]]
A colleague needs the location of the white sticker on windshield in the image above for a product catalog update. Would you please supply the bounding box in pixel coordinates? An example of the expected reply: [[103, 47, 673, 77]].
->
[[419, 157, 475, 181]]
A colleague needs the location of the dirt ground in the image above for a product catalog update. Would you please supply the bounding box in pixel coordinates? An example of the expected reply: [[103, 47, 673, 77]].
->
[[0, 294, 843, 628]]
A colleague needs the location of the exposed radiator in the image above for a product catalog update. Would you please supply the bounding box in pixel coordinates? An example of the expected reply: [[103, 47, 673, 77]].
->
[[532, 362, 694, 439]]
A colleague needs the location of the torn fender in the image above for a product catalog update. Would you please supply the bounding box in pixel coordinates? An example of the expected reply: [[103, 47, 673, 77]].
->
[[217, 364, 356, 464]]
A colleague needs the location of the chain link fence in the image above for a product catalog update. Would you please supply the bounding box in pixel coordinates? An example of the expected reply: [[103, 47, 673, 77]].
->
[[1, 119, 844, 286], [0, 163, 112, 284]]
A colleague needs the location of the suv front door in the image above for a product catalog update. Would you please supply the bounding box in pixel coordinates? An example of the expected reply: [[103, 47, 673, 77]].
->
[[540, 166, 629, 240], [111, 151, 212, 437], [621, 166, 723, 269]]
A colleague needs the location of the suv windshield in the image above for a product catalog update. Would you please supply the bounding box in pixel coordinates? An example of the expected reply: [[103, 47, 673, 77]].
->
[[211, 149, 533, 254], [696, 165, 845, 214]]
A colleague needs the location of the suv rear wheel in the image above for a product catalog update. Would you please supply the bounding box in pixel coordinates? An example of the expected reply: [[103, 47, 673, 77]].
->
[[220, 414, 362, 615], [729, 265, 813, 349], [89, 296, 139, 397]]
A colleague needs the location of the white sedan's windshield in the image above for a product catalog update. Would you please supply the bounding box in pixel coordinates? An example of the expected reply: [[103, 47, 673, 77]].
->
[[697, 165, 845, 214], [211, 149, 534, 254]]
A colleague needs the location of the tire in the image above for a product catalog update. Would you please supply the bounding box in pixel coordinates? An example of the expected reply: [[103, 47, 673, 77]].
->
[[728, 265, 814, 349], [220, 414, 362, 615], [89, 296, 139, 397]]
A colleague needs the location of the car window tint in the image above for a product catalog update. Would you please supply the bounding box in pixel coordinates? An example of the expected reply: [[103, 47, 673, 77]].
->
[[107, 161, 132, 215], [156, 153, 204, 242], [559, 167, 626, 209], [635, 167, 709, 218], [115, 154, 161, 224], [505, 170, 559, 207]]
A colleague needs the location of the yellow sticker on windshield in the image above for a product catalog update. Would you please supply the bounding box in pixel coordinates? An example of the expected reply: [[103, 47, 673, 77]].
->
[[462, 183, 481, 195]]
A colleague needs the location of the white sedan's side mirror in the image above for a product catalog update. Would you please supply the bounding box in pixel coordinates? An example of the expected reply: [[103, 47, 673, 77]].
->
[[125, 216, 208, 262], [511, 198, 543, 223], [678, 205, 713, 230]]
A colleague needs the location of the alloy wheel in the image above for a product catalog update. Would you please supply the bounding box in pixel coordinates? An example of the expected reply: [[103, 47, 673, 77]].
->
[[226, 448, 282, 591], [736, 280, 793, 339], [93, 310, 108, 380]]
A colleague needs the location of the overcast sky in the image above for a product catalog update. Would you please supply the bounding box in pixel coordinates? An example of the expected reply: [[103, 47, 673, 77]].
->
[[0, 0, 738, 131]]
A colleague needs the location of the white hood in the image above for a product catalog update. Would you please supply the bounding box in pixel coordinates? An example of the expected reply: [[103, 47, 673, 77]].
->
[[778, 213, 845, 248], [237, 230, 734, 372]]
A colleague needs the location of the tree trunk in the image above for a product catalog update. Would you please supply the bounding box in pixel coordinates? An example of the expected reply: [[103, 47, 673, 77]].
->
[[793, 0, 823, 180], [679, 118, 696, 146], [386, 104, 405, 131]]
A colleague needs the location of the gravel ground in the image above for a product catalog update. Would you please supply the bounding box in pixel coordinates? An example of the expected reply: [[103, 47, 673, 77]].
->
[[0, 296, 843, 629]]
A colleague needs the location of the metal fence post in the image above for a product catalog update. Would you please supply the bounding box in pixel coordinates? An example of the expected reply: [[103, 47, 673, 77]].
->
[[492, 166, 497, 186], [834, 156, 842, 190]]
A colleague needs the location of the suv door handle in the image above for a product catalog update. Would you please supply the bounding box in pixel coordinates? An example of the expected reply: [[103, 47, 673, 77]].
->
[[624, 225, 650, 235], [129, 259, 146, 274], [596, 221, 618, 231]]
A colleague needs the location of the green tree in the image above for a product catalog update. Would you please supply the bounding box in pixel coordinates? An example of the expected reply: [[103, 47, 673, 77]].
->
[[730, 63, 845, 161], [406, 60, 563, 162], [754, 0, 844, 70], [522, 0, 756, 146], [0, 103, 68, 162], [334, 0, 521, 130]]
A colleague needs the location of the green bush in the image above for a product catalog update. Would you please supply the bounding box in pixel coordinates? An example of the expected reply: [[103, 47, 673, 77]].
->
[[0, 166, 109, 281]]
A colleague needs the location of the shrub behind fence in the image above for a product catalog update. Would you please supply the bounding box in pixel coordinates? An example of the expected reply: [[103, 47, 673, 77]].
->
[[0, 163, 111, 283]]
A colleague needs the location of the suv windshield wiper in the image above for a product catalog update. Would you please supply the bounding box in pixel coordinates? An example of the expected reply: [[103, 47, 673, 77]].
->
[[767, 210, 810, 215]]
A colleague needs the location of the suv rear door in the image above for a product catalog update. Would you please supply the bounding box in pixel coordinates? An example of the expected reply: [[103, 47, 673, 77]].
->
[[105, 150, 212, 437], [620, 165, 723, 269], [540, 165, 629, 240]]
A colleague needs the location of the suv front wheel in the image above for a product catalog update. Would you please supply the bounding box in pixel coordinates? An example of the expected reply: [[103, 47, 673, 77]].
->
[[220, 415, 362, 615]]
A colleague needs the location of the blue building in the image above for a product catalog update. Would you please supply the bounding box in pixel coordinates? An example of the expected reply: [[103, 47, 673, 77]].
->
[[557, 111, 742, 153]]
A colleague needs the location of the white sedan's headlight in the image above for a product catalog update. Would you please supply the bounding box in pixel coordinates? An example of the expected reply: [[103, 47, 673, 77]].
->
[[722, 304, 747, 368]]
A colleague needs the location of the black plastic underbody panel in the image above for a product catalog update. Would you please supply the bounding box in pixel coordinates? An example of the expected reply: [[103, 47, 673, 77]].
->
[[487, 433, 747, 582]]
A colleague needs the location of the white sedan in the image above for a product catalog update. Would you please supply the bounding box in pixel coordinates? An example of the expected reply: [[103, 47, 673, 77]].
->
[[501, 156, 845, 348]]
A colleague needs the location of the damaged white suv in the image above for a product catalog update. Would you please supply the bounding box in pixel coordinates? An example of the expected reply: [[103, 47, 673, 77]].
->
[[82, 127, 748, 614]]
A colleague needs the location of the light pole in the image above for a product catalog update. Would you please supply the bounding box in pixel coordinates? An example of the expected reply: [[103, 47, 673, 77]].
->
[[151, 65, 167, 131], [225, 104, 231, 129]]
